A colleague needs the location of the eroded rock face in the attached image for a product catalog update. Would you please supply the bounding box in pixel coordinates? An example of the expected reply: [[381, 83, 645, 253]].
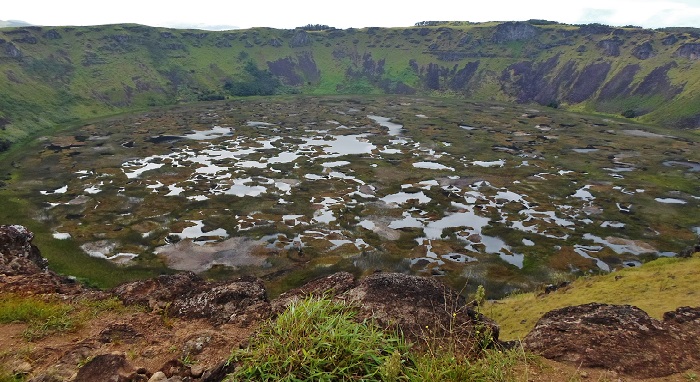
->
[[523, 303, 700, 378], [0, 225, 47, 275], [0, 225, 94, 296], [171, 277, 270, 326], [492, 22, 539, 43], [597, 39, 622, 56], [633, 41, 655, 60], [676, 43, 700, 60], [113, 273, 270, 326], [289, 30, 311, 47]]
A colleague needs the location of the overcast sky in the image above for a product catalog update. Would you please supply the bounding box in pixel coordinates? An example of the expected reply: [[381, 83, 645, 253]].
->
[[4, 0, 700, 30]]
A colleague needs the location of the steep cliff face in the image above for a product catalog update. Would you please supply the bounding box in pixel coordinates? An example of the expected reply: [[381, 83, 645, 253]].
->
[[1, 21, 700, 145]]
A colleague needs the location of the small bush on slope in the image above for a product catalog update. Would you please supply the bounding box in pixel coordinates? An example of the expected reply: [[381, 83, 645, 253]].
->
[[227, 296, 527, 381], [227, 297, 408, 381]]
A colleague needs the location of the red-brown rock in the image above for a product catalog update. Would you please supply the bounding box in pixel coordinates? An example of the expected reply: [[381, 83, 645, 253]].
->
[[523, 303, 700, 378]]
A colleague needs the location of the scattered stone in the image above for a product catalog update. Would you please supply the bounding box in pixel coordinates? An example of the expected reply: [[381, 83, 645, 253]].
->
[[12, 361, 32, 375], [159, 359, 190, 379], [99, 323, 143, 344], [182, 333, 213, 356], [74, 354, 133, 382], [543, 281, 570, 294], [189, 364, 205, 378], [147, 371, 168, 382], [199, 360, 235, 382]]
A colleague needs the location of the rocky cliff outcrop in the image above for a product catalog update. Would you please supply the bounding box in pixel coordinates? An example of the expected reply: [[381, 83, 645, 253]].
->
[[0, 225, 92, 296], [492, 21, 540, 43], [0, 225, 46, 275]]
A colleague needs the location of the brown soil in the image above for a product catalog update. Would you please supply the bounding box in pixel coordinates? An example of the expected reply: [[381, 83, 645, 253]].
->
[[0, 309, 252, 380], [2, 313, 697, 381]]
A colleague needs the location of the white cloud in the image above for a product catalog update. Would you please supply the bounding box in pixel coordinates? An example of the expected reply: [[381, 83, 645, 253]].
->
[[3, 0, 700, 29]]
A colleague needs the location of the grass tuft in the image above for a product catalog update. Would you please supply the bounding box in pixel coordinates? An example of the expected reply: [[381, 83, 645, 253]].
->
[[0, 294, 75, 341], [227, 296, 532, 381], [0, 294, 130, 341], [0, 294, 72, 325], [227, 297, 409, 381]]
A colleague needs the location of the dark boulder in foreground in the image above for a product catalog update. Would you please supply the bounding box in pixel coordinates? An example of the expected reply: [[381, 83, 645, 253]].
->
[[113, 273, 270, 326], [523, 303, 700, 378], [340, 272, 500, 347]]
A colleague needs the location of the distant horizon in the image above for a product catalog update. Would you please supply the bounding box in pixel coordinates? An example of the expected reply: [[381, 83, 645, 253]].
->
[[3, 0, 700, 31], [3, 18, 700, 32]]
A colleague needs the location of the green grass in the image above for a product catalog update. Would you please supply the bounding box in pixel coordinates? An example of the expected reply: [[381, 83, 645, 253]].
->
[[227, 297, 409, 381], [0, 371, 25, 382], [0, 294, 74, 341], [227, 297, 529, 381], [0, 295, 72, 325], [486, 254, 700, 340], [0, 294, 130, 341]]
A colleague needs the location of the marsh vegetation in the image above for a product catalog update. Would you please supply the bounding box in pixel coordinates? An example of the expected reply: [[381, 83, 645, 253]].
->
[[1, 96, 698, 296]]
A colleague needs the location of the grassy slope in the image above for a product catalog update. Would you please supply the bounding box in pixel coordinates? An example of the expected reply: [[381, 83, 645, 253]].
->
[[1, 22, 700, 146], [486, 254, 700, 340]]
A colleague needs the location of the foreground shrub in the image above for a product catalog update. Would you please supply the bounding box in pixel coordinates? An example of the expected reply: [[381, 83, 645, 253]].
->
[[227, 297, 529, 381], [227, 297, 409, 381]]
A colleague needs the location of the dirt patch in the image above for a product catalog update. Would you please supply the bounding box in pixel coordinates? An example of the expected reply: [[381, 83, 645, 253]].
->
[[0, 310, 252, 381]]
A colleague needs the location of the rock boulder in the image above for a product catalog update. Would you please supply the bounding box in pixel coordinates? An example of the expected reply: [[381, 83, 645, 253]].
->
[[339, 272, 500, 350], [114, 273, 270, 326], [523, 303, 700, 378], [0, 225, 46, 275]]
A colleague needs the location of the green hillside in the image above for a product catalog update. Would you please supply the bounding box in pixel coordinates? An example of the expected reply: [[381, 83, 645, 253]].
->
[[1, 21, 700, 150], [487, 253, 700, 340]]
